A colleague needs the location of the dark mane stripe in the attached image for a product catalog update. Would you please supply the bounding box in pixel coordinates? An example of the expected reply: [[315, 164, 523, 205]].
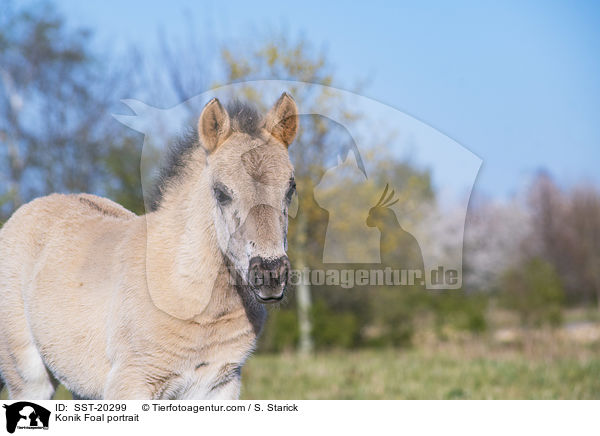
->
[[149, 100, 262, 212], [79, 197, 128, 219]]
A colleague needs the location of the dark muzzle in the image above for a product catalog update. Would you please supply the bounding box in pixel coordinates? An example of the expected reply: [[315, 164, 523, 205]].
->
[[248, 255, 290, 303]]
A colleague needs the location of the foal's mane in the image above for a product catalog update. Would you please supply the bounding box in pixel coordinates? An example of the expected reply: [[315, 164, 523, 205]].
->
[[149, 100, 262, 212]]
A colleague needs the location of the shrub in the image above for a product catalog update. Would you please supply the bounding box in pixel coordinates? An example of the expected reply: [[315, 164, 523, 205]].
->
[[257, 309, 299, 352], [366, 287, 417, 347], [311, 299, 360, 349], [501, 257, 565, 327], [427, 292, 488, 337]]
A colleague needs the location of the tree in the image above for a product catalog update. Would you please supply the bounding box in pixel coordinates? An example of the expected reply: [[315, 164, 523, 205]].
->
[[568, 186, 600, 311], [463, 195, 532, 292], [0, 2, 136, 221], [526, 174, 600, 308], [501, 257, 565, 327]]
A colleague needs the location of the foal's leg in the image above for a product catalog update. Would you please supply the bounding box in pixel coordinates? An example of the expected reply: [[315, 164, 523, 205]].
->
[[0, 284, 55, 400], [0, 332, 55, 400]]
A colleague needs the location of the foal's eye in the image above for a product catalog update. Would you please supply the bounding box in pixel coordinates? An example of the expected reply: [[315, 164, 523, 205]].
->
[[214, 185, 232, 206], [286, 180, 297, 203]]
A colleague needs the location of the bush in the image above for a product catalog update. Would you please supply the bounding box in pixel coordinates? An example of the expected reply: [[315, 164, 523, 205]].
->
[[366, 287, 417, 347], [257, 286, 487, 352], [311, 299, 360, 349], [427, 292, 488, 338], [501, 257, 565, 327], [257, 309, 299, 352]]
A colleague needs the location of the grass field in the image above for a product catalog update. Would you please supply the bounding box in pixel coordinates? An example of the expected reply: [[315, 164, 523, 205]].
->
[[2, 335, 599, 400], [241, 344, 600, 400]]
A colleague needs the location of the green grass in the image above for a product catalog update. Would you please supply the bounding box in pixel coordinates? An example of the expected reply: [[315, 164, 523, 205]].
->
[[241, 346, 600, 399], [2, 342, 599, 400]]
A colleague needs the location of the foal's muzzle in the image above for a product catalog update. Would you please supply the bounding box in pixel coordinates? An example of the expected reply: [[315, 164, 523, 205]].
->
[[248, 255, 290, 303]]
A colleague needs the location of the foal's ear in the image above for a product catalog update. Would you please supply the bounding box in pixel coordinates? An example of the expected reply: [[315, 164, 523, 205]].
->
[[198, 98, 231, 153], [264, 92, 298, 147]]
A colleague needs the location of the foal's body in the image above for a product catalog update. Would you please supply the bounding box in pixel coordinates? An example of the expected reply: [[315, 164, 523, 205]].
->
[[0, 193, 259, 399], [0, 94, 298, 399]]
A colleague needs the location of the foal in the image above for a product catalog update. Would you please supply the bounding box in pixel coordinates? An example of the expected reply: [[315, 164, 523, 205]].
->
[[0, 93, 298, 399]]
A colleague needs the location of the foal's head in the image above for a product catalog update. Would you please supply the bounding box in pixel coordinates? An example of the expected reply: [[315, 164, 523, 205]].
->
[[196, 93, 298, 303]]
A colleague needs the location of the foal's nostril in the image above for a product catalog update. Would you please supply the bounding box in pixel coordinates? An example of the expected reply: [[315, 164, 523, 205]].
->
[[277, 256, 291, 286], [248, 257, 263, 287], [249, 256, 262, 271], [247, 256, 291, 288]]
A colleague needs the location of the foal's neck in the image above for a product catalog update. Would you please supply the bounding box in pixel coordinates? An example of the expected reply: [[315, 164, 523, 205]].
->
[[143, 184, 233, 321]]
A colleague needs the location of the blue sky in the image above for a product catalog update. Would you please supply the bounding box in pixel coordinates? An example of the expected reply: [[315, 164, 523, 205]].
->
[[55, 0, 600, 199]]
